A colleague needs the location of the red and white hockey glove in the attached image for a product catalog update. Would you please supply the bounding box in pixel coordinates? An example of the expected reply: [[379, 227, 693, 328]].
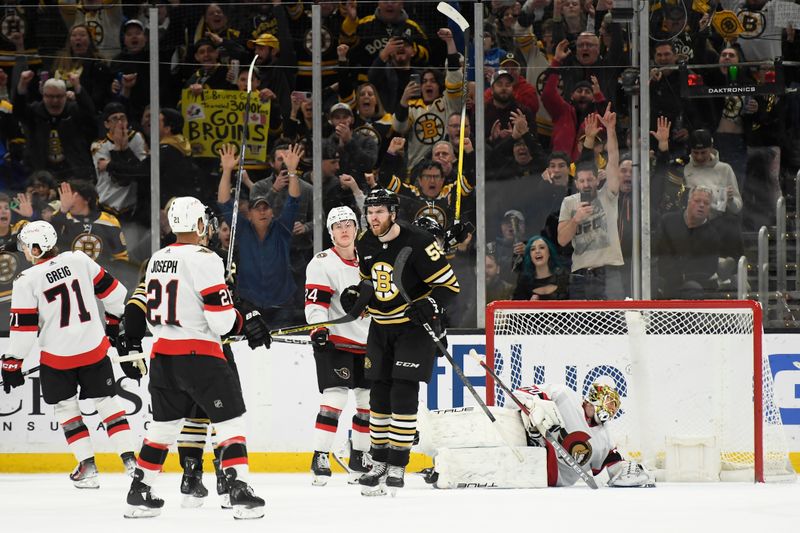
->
[[1, 357, 24, 394]]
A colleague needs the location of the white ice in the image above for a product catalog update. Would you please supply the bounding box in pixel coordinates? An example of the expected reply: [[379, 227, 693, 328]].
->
[[1, 473, 799, 533]]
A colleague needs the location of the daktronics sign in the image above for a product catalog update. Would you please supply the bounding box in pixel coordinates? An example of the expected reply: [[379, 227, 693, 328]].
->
[[705, 86, 756, 95], [679, 60, 785, 99]]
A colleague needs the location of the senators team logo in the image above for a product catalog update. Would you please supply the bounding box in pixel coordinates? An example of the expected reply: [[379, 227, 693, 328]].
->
[[72, 233, 103, 260], [334, 367, 351, 380], [371, 262, 398, 302], [561, 431, 593, 466]]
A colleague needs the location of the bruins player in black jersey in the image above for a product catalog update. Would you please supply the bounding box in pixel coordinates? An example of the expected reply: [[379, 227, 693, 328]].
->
[[348, 188, 459, 496]]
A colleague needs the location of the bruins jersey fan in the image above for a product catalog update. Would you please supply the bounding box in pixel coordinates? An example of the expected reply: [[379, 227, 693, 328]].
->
[[51, 208, 128, 265]]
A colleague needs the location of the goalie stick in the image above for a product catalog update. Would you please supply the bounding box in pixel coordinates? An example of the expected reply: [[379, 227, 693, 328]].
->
[[394, 247, 524, 462], [467, 349, 599, 489], [269, 283, 373, 337]]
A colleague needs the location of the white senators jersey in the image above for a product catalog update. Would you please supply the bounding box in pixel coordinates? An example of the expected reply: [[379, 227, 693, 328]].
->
[[304, 247, 369, 353], [513, 384, 620, 487], [8, 251, 126, 369], [145, 244, 239, 360]]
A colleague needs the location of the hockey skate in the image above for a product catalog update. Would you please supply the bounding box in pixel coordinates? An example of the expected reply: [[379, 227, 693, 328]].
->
[[69, 457, 99, 489], [124, 468, 164, 519], [213, 458, 232, 509], [180, 457, 209, 508], [386, 465, 405, 497], [121, 451, 137, 477], [311, 451, 331, 486], [225, 468, 265, 520], [347, 449, 372, 484], [359, 461, 388, 497]]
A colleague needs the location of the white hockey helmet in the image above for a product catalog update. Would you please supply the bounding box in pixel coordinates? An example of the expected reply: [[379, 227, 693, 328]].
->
[[585, 383, 621, 424], [326, 206, 358, 234], [17, 220, 58, 258], [168, 196, 208, 236]]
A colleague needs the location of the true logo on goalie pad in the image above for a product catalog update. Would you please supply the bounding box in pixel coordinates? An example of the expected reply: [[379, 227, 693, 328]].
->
[[455, 482, 498, 489], [334, 367, 351, 380]]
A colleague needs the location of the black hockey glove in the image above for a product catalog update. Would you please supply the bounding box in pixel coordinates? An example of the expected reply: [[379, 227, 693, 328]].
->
[[1, 357, 24, 394], [243, 310, 271, 350], [340, 285, 361, 315], [310, 327, 331, 349], [117, 335, 147, 380], [444, 221, 474, 253], [105, 314, 120, 348], [404, 296, 441, 326]]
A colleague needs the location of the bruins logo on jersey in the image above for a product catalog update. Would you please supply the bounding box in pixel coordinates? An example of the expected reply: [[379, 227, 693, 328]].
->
[[0, 252, 20, 283], [304, 27, 332, 53], [737, 9, 765, 39], [414, 204, 448, 228], [414, 112, 445, 145], [371, 261, 398, 302], [364, 356, 372, 369], [72, 233, 104, 260], [561, 431, 593, 467]]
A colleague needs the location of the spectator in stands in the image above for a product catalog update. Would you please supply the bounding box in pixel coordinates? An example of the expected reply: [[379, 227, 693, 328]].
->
[[327, 102, 379, 185], [655, 186, 736, 299], [192, 3, 247, 61], [248, 5, 297, 117], [367, 26, 422, 116], [513, 235, 569, 301], [311, 140, 362, 223], [487, 109, 547, 181], [27, 171, 58, 219], [185, 38, 236, 94], [110, 19, 150, 126], [14, 73, 96, 182], [492, 209, 527, 285], [217, 143, 303, 328], [649, 41, 696, 158], [432, 139, 475, 186], [485, 69, 537, 151], [542, 40, 607, 161], [683, 129, 742, 220], [51, 180, 130, 273], [69, 0, 123, 59], [486, 251, 514, 304], [557, 106, 623, 300], [292, 0, 349, 94], [556, 28, 627, 106], [483, 52, 539, 116], [50, 23, 112, 111], [551, 0, 587, 48]]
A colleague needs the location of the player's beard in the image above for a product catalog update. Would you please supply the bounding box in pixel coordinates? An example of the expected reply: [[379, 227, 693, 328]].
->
[[370, 216, 392, 238]]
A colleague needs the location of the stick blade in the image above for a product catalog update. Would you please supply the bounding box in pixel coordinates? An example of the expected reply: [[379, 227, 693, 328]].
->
[[437, 1, 470, 32]]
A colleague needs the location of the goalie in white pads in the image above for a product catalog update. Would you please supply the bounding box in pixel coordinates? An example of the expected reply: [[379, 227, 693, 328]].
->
[[1, 221, 136, 489], [511, 383, 654, 488], [305, 206, 372, 486]]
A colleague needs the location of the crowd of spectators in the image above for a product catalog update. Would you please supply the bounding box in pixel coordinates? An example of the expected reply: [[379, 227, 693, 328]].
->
[[1, 0, 799, 331]]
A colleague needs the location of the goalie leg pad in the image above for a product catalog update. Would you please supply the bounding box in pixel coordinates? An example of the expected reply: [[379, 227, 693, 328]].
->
[[417, 406, 528, 457], [433, 447, 548, 489]]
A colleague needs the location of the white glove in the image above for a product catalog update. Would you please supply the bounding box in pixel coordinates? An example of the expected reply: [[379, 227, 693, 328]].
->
[[513, 391, 563, 436], [607, 461, 656, 488]]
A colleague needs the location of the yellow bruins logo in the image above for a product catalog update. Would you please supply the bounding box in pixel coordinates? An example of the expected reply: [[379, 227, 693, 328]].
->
[[364, 356, 372, 369], [711, 10, 744, 40], [414, 113, 445, 145], [0, 252, 19, 283], [73, 233, 103, 260], [371, 262, 398, 302], [414, 204, 448, 228]]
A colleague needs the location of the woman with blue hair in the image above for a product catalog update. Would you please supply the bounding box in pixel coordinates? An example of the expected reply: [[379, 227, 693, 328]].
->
[[512, 235, 569, 300]]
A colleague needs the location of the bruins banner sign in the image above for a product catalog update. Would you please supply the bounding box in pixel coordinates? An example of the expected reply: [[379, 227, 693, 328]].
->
[[180, 89, 271, 161]]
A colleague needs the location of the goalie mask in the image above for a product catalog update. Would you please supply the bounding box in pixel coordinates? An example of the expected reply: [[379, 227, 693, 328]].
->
[[585, 383, 621, 424], [168, 196, 208, 236], [17, 220, 58, 259]]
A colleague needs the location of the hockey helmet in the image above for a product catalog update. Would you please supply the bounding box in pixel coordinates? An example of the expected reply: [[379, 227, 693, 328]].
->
[[413, 216, 445, 242], [168, 196, 208, 236], [17, 220, 58, 258], [363, 188, 399, 214], [326, 206, 358, 233], [585, 383, 621, 423]]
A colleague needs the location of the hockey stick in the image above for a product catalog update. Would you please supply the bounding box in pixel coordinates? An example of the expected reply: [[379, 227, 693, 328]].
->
[[393, 247, 524, 462], [269, 284, 373, 337], [111, 352, 147, 363], [0, 365, 40, 388], [270, 337, 365, 351], [467, 349, 599, 489], [226, 55, 259, 277], [437, 1, 469, 221]]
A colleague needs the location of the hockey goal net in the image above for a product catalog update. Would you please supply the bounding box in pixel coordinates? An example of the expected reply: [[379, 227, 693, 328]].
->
[[485, 300, 795, 482]]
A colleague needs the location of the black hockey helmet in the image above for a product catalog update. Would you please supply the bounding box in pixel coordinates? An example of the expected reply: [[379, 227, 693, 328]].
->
[[413, 216, 445, 242], [364, 188, 399, 213]]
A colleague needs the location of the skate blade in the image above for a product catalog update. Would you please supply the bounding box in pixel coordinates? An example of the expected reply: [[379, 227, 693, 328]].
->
[[232, 505, 265, 520], [390, 487, 398, 498], [360, 485, 387, 497], [219, 493, 232, 509], [181, 494, 205, 508], [124, 505, 161, 519], [311, 474, 330, 487], [73, 478, 99, 489]]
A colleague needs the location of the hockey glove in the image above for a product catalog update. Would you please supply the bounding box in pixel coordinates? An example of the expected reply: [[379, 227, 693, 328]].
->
[[340, 285, 361, 315], [444, 221, 475, 253], [117, 335, 147, 380], [310, 327, 332, 349], [513, 392, 564, 437], [105, 314, 121, 348], [404, 296, 441, 326], [1, 357, 24, 393], [243, 310, 271, 350]]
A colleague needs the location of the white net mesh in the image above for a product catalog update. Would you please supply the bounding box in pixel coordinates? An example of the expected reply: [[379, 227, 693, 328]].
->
[[488, 302, 794, 482]]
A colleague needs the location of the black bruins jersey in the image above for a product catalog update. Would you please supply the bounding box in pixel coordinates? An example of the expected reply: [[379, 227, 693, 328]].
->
[[357, 221, 459, 325], [51, 209, 129, 266], [0, 222, 27, 334]]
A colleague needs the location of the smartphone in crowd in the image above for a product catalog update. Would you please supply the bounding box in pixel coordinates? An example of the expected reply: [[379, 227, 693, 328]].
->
[[580, 191, 594, 204], [410, 73, 421, 86], [291, 91, 312, 102]]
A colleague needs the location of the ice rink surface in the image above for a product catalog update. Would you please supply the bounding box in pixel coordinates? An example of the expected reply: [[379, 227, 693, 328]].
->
[[1, 473, 799, 533]]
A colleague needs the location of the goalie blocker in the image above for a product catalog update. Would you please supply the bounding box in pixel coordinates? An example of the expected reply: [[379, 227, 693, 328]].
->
[[417, 383, 655, 488]]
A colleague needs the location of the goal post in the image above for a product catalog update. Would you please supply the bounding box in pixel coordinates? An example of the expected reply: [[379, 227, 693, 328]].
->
[[485, 299, 795, 483]]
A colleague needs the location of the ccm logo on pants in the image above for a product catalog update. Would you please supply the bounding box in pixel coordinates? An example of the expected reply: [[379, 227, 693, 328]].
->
[[395, 361, 420, 368]]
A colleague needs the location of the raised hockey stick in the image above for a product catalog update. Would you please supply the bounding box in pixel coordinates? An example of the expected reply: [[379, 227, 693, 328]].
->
[[467, 349, 599, 489], [269, 284, 373, 337], [393, 247, 524, 462], [437, 1, 469, 221], [226, 55, 259, 277], [0, 365, 40, 388]]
